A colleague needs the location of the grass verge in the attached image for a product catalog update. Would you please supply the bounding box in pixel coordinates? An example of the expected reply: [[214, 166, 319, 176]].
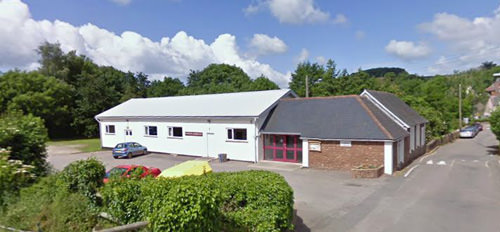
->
[[47, 138, 102, 153]]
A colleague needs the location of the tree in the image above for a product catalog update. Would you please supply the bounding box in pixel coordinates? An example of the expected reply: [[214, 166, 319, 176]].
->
[[250, 75, 279, 91], [0, 71, 75, 138], [37, 42, 66, 79], [480, 61, 497, 70], [120, 72, 151, 102], [401, 95, 447, 140], [289, 62, 325, 97], [72, 65, 124, 137], [183, 64, 253, 94], [147, 76, 185, 97]]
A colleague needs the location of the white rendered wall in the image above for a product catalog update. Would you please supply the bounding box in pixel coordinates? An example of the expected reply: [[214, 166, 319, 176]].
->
[[416, 124, 421, 148], [409, 126, 415, 151], [398, 139, 404, 165], [302, 139, 309, 167], [384, 141, 393, 175], [421, 124, 426, 146], [99, 118, 257, 162]]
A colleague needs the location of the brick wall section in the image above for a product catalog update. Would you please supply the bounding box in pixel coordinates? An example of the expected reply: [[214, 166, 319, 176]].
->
[[309, 140, 385, 170]]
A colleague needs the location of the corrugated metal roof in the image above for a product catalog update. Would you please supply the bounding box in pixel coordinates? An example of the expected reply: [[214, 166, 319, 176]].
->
[[261, 96, 409, 141], [364, 90, 428, 126], [96, 89, 292, 119]]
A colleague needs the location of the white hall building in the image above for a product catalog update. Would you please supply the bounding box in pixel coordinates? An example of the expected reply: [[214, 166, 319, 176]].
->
[[95, 89, 296, 162]]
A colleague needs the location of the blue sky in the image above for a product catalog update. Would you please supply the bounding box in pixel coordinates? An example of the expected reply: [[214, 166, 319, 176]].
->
[[1, 0, 500, 86]]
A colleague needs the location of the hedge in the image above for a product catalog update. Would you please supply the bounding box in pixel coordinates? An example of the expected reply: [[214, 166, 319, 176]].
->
[[215, 171, 294, 231], [0, 158, 106, 230], [0, 174, 98, 231], [101, 170, 294, 231], [60, 157, 105, 203]]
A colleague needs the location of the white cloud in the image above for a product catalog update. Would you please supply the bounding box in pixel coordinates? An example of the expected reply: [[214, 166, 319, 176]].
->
[[315, 56, 326, 65], [245, 0, 332, 24], [109, 0, 131, 5], [355, 30, 365, 40], [249, 34, 288, 56], [0, 0, 290, 87], [243, 4, 261, 15], [419, 7, 500, 73], [385, 40, 431, 60], [332, 14, 347, 24], [297, 48, 309, 63]]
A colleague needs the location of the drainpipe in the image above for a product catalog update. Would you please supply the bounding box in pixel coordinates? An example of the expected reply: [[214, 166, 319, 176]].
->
[[207, 119, 211, 158], [254, 117, 259, 163]]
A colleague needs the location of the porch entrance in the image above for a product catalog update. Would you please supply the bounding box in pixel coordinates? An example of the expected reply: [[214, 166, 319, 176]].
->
[[263, 134, 302, 163]]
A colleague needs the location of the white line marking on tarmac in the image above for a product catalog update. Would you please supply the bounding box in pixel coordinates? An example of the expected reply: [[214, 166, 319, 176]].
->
[[451, 160, 455, 167], [426, 160, 433, 165], [462, 159, 466, 162], [486, 161, 492, 177], [404, 165, 420, 178], [419, 154, 431, 163], [437, 161, 446, 165], [473, 160, 479, 163]]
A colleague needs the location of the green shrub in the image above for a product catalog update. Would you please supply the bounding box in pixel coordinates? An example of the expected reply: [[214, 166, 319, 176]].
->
[[0, 173, 98, 231], [60, 157, 105, 202], [100, 178, 145, 224], [490, 108, 500, 142], [39, 191, 97, 231], [101, 176, 222, 231], [0, 149, 35, 207], [144, 176, 221, 231], [0, 112, 48, 176], [101, 170, 294, 232], [0, 175, 62, 229], [215, 171, 294, 232]]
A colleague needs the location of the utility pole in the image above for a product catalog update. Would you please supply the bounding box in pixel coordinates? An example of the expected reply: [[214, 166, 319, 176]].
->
[[305, 75, 309, 98], [459, 84, 462, 129]]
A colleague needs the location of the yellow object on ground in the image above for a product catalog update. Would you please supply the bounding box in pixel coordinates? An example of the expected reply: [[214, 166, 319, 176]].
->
[[158, 160, 212, 178]]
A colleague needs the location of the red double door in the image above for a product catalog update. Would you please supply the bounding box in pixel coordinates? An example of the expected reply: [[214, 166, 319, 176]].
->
[[264, 135, 302, 163]]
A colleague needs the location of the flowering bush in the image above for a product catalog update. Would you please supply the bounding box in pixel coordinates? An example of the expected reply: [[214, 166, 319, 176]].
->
[[0, 148, 35, 207], [0, 113, 48, 176]]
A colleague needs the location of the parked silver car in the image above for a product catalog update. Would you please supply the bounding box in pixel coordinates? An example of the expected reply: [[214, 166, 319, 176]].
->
[[459, 126, 479, 138]]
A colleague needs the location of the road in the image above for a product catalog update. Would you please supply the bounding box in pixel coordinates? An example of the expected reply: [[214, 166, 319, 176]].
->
[[318, 126, 500, 232]]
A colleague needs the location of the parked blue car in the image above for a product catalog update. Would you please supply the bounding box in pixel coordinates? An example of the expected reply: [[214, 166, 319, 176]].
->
[[112, 142, 148, 159]]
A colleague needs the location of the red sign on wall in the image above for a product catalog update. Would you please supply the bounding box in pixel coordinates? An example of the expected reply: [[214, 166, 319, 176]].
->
[[185, 131, 203, 137]]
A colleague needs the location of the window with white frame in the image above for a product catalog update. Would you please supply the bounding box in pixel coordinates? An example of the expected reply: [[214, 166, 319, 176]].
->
[[227, 128, 247, 141], [144, 126, 158, 136], [340, 140, 351, 147], [168, 126, 183, 138], [105, 125, 115, 134], [125, 129, 132, 136]]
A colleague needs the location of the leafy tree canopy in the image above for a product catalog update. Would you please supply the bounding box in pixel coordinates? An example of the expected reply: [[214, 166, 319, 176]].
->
[[148, 76, 185, 97], [0, 71, 74, 138], [183, 64, 253, 94], [250, 75, 280, 91]]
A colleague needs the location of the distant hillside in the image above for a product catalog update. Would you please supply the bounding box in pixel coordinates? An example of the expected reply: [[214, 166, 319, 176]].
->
[[363, 67, 408, 77]]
